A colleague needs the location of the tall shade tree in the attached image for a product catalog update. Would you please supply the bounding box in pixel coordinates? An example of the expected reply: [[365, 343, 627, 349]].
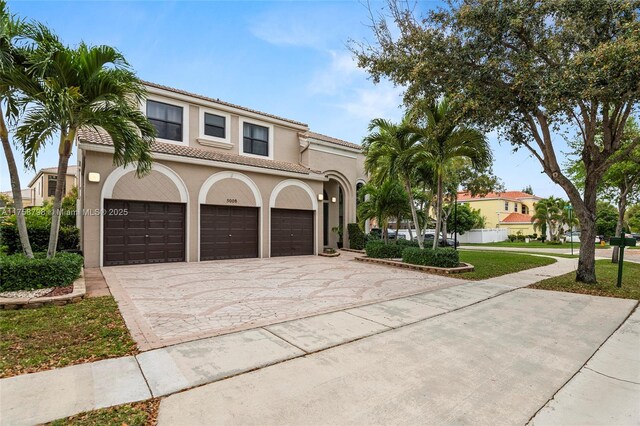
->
[[362, 115, 426, 247], [352, 1, 640, 282], [566, 120, 640, 262], [416, 98, 491, 249], [357, 179, 409, 244], [16, 40, 155, 257], [0, 2, 32, 257]]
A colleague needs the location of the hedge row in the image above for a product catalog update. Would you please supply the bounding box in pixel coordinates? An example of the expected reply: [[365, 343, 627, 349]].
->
[[347, 223, 366, 250], [0, 224, 80, 255], [401, 247, 460, 268], [365, 240, 405, 258], [0, 252, 84, 291], [366, 241, 460, 268]]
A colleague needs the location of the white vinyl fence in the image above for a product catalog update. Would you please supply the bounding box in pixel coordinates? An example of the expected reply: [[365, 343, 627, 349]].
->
[[454, 228, 509, 243]]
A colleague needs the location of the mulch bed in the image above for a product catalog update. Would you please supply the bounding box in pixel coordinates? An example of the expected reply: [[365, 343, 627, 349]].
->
[[42, 285, 74, 298]]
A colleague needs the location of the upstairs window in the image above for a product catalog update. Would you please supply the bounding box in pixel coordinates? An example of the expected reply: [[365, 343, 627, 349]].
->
[[204, 113, 226, 138], [514, 203, 518, 212], [147, 100, 183, 142], [243, 123, 269, 156], [504, 201, 509, 211], [48, 175, 64, 197]]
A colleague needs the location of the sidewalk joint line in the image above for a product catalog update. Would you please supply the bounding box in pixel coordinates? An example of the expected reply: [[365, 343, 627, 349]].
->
[[260, 327, 309, 354]]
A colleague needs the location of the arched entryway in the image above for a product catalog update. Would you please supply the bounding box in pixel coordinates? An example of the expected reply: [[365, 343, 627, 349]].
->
[[322, 171, 353, 249]]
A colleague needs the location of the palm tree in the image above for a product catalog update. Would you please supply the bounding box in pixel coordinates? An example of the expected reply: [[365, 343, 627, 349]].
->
[[532, 197, 563, 241], [417, 98, 491, 249], [15, 39, 155, 257], [357, 179, 409, 244], [363, 115, 426, 248], [0, 2, 32, 257]]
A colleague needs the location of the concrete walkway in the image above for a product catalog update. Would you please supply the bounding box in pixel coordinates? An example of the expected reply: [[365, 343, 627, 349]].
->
[[1, 256, 638, 425], [530, 308, 640, 425]]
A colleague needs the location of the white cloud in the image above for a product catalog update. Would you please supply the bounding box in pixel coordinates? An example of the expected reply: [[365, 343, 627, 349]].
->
[[249, 8, 331, 49], [339, 82, 404, 121], [308, 50, 364, 95]]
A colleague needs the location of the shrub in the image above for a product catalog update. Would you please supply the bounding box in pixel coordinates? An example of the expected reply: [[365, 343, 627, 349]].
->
[[508, 234, 517, 242], [545, 240, 563, 245], [0, 252, 83, 291], [396, 238, 420, 248], [401, 247, 460, 268], [0, 224, 79, 255], [365, 240, 404, 258], [347, 223, 366, 250]]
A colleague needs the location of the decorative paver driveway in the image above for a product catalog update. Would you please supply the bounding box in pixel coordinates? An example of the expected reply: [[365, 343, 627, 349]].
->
[[102, 252, 464, 350]]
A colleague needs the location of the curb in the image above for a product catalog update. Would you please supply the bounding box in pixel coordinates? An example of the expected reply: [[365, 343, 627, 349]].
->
[[354, 256, 474, 274]]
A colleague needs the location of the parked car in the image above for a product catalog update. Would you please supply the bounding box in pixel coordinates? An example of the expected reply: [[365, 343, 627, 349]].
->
[[563, 232, 601, 244], [369, 228, 398, 240], [423, 233, 460, 247]]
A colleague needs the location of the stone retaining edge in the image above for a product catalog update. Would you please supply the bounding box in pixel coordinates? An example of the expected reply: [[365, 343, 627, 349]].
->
[[355, 256, 474, 274], [0, 270, 86, 309]]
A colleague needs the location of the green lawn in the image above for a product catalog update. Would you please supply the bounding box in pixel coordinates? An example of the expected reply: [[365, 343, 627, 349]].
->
[[49, 399, 158, 426], [530, 259, 640, 300], [457, 250, 557, 280], [0, 296, 137, 378], [462, 241, 583, 249]]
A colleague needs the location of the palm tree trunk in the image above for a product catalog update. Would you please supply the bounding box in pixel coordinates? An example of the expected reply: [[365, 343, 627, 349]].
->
[[432, 171, 443, 250], [0, 106, 33, 258], [405, 180, 424, 249], [47, 132, 74, 258], [395, 214, 401, 244]]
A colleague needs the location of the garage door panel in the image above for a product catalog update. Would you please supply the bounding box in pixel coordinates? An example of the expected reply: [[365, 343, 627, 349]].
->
[[200, 205, 259, 261], [271, 209, 314, 257], [103, 200, 185, 266]]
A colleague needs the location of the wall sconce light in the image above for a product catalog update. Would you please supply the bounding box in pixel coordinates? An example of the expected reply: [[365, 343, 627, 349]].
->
[[88, 172, 101, 183], [317, 193, 324, 201], [331, 197, 337, 203]]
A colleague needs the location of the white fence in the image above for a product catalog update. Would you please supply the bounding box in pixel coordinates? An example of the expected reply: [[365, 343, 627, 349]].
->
[[454, 228, 509, 243]]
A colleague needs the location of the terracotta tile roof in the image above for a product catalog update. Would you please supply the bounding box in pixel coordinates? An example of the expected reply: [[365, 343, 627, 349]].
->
[[143, 81, 307, 128], [77, 128, 318, 175], [458, 190, 541, 201], [305, 131, 362, 151], [500, 212, 534, 223]]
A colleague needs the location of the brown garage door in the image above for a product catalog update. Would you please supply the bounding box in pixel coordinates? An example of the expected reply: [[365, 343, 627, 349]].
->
[[103, 199, 185, 266], [200, 205, 259, 261], [271, 209, 314, 257]]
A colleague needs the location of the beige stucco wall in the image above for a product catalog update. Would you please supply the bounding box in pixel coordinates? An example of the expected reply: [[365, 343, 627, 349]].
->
[[111, 170, 181, 202], [274, 185, 313, 210], [80, 150, 323, 267], [204, 178, 257, 207]]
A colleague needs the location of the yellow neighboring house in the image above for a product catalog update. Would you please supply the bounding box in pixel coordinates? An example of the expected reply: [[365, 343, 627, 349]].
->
[[457, 190, 542, 236]]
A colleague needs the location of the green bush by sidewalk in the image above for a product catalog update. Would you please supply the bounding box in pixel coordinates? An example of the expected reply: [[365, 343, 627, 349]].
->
[[0, 252, 83, 291], [401, 247, 460, 268]]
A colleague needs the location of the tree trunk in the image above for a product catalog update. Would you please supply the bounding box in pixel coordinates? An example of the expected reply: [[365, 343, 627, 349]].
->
[[47, 132, 73, 258], [395, 214, 401, 244], [432, 171, 443, 250], [405, 179, 424, 249], [612, 190, 627, 263], [0, 106, 33, 258], [573, 177, 598, 284]]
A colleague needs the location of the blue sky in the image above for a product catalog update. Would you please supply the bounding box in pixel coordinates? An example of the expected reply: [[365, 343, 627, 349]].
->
[[1, 0, 568, 197]]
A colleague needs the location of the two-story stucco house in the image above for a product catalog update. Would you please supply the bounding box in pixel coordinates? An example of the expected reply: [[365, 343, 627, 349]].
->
[[457, 190, 542, 235], [28, 166, 78, 207], [76, 82, 366, 267]]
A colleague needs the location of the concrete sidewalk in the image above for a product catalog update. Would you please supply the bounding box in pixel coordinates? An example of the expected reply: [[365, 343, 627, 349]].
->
[[2, 255, 638, 425], [530, 307, 640, 425]]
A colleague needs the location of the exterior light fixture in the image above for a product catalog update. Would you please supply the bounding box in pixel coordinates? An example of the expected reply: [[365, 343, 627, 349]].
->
[[317, 193, 324, 201], [331, 197, 337, 203], [88, 172, 101, 183]]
